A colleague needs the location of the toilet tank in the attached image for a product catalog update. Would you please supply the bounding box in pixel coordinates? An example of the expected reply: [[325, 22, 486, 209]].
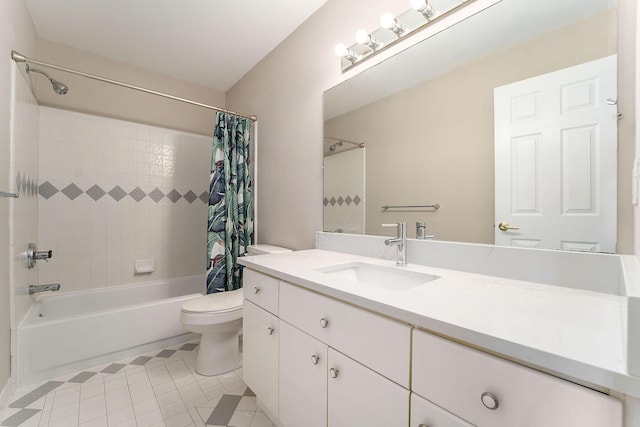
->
[[246, 244, 292, 256]]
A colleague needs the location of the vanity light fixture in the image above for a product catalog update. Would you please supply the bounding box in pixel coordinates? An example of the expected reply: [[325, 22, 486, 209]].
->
[[380, 13, 405, 36], [334, 43, 360, 62], [410, 0, 437, 20], [355, 29, 381, 50]]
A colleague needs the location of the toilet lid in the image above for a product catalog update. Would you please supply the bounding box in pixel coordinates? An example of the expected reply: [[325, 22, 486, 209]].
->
[[182, 288, 243, 314]]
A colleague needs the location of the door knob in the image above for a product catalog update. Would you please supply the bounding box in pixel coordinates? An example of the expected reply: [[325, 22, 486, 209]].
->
[[311, 355, 320, 365], [329, 368, 339, 378], [320, 318, 329, 328], [498, 222, 520, 231], [481, 391, 499, 410]]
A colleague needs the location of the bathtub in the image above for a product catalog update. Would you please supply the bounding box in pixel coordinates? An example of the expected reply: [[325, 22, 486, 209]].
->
[[18, 275, 205, 386]]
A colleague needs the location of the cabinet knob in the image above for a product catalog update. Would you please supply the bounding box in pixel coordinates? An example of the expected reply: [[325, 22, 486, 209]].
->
[[253, 286, 260, 294], [320, 318, 329, 328], [481, 391, 499, 410], [311, 355, 320, 365], [329, 368, 339, 378], [267, 327, 275, 335]]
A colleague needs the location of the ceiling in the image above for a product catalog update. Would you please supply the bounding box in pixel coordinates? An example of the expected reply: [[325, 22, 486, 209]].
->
[[25, 0, 328, 91]]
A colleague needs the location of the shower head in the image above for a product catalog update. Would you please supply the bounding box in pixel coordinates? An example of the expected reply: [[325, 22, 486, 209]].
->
[[26, 65, 68, 95]]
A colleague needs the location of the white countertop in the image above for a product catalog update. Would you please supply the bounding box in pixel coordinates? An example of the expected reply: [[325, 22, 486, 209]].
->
[[239, 249, 640, 398]]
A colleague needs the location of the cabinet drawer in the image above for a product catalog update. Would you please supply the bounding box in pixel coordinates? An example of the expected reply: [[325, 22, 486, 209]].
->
[[412, 329, 623, 427], [411, 393, 474, 427], [243, 269, 279, 314], [280, 281, 410, 388]]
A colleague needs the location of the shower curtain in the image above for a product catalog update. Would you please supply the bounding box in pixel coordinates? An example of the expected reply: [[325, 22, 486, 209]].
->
[[206, 112, 254, 294]]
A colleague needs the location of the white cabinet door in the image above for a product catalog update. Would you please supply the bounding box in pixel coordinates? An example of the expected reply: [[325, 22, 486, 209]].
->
[[279, 321, 327, 427], [327, 348, 409, 427], [243, 299, 278, 418], [411, 393, 474, 427]]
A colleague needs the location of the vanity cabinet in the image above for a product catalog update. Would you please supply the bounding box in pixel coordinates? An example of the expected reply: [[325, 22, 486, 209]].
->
[[412, 329, 623, 427], [242, 269, 280, 419], [411, 393, 474, 427]]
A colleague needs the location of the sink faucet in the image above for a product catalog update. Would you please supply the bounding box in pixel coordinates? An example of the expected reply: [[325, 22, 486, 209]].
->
[[382, 222, 407, 265], [29, 283, 61, 295]]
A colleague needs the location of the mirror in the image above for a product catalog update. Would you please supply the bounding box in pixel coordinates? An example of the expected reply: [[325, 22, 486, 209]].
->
[[323, 0, 618, 252]]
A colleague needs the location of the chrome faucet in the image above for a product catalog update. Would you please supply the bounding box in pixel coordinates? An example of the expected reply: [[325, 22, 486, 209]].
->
[[29, 284, 61, 295], [382, 222, 407, 265]]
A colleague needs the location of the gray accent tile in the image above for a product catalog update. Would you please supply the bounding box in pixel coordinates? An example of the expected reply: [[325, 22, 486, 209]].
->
[[243, 387, 255, 397], [61, 183, 83, 200], [31, 181, 37, 196], [9, 381, 63, 408], [353, 195, 361, 206], [101, 363, 126, 374], [337, 196, 344, 206], [108, 186, 127, 202], [39, 181, 59, 199], [68, 371, 97, 383], [198, 191, 208, 204], [330, 197, 336, 206], [167, 189, 182, 203], [15, 172, 21, 193], [345, 195, 352, 206], [155, 349, 176, 358], [184, 190, 197, 204], [129, 187, 146, 202], [21, 176, 27, 195], [179, 343, 198, 351], [323, 197, 329, 207], [129, 356, 153, 365], [1, 408, 40, 426], [86, 184, 106, 201], [205, 394, 242, 426], [149, 188, 165, 203]]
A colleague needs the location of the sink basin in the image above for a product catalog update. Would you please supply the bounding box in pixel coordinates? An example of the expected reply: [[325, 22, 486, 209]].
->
[[315, 262, 440, 291]]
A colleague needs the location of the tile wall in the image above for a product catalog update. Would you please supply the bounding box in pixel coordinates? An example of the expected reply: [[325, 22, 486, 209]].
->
[[38, 107, 212, 292], [9, 64, 40, 369]]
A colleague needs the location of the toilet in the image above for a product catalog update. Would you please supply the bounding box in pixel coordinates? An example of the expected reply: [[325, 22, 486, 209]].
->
[[180, 244, 291, 376]]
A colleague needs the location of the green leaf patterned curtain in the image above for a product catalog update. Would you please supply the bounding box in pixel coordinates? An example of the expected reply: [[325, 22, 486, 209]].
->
[[206, 112, 254, 293]]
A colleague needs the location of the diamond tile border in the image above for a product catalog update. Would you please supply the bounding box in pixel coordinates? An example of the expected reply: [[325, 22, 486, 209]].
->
[[324, 194, 362, 207], [32, 178, 208, 204]]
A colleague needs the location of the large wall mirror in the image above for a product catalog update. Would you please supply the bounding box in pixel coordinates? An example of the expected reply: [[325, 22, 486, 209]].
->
[[323, 0, 619, 253]]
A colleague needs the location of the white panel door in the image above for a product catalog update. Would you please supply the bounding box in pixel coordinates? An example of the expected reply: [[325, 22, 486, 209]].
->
[[279, 321, 327, 427], [494, 55, 617, 252]]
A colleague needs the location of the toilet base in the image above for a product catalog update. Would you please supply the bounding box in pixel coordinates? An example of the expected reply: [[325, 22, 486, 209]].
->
[[194, 319, 243, 376]]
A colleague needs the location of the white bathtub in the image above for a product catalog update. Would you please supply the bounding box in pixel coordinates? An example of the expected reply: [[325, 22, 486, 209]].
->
[[18, 275, 204, 386]]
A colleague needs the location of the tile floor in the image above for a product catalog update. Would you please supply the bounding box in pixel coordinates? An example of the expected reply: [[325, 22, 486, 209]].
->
[[0, 341, 275, 427]]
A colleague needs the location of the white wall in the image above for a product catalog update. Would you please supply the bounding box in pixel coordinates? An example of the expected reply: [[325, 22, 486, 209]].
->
[[38, 108, 211, 291], [0, 0, 37, 408], [226, 0, 408, 250]]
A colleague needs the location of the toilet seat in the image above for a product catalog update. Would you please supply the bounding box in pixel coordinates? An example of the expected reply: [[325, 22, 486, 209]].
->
[[181, 288, 243, 314]]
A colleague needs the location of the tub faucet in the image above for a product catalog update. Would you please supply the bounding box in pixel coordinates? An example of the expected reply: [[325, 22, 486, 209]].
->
[[29, 284, 61, 295], [382, 222, 407, 266]]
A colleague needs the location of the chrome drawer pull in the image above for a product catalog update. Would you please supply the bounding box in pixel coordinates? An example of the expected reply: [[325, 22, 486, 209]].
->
[[329, 368, 339, 378], [311, 355, 320, 365], [481, 391, 499, 410], [320, 318, 329, 328], [418, 424, 430, 427], [267, 327, 275, 335]]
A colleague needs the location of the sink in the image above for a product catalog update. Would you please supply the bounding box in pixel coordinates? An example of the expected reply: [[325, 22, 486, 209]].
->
[[315, 262, 440, 291]]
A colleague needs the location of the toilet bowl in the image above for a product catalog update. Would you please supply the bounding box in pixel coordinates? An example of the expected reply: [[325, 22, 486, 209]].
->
[[180, 244, 291, 376]]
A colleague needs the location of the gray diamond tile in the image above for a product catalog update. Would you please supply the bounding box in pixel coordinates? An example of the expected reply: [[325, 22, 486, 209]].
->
[[129, 187, 146, 202], [61, 183, 83, 200], [68, 371, 97, 383], [26, 178, 32, 196], [353, 195, 361, 206], [323, 197, 329, 207], [198, 191, 208, 204], [101, 363, 126, 374], [184, 190, 197, 204], [39, 181, 59, 199], [179, 343, 198, 351], [86, 184, 106, 201], [337, 196, 344, 206], [130, 356, 153, 365], [1, 408, 40, 426], [108, 185, 127, 201], [15, 172, 21, 193], [167, 189, 182, 203], [330, 197, 336, 206], [148, 188, 165, 203], [32, 181, 37, 196], [345, 195, 353, 206], [155, 349, 176, 358], [21, 176, 27, 194], [9, 381, 63, 408]]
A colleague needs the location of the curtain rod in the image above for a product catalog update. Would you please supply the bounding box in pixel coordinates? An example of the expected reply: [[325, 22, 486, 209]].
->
[[11, 50, 257, 122], [324, 135, 365, 147]]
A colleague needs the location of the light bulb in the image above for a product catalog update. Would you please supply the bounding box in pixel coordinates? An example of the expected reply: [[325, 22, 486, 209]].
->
[[411, 0, 436, 19], [334, 43, 349, 58], [410, 0, 427, 10], [380, 13, 396, 29], [355, 29, 370, 45]]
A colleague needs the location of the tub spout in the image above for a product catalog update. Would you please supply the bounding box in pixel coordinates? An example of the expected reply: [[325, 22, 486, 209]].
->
[[29, 283, 61, 295]]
